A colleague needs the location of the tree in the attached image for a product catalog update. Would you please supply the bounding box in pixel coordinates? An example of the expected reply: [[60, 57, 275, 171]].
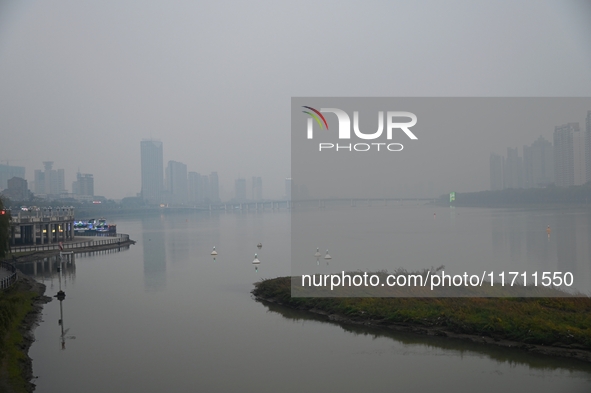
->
[[0, 197, 10, 258]]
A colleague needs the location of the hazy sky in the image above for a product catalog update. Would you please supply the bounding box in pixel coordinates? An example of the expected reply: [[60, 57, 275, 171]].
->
[[1, 1, 590, 199]]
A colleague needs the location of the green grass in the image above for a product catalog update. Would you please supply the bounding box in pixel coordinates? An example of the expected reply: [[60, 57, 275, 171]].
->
[[253, 276, 591, 349], [0, 283, 39, 393]]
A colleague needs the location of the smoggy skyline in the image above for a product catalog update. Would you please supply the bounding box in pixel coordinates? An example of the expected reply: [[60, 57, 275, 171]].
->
[[1, 1, 591, 199]]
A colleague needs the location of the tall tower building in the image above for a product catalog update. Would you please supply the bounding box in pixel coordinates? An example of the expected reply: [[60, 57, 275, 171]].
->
[[188, 172, 201, 203], [235, 178, 247, 201], [72, 173, 94, 197], [573, 130, 586, 185], [586, 110, 591, 184], [166, 161, 188, 204], [523, 136, 554, 188], [34, 170, 45, 194], [251, 176, 263, 200], [209, 172, 220, 203], [0, 164, 25, 191], [140, 140, 164, 204], [503, 147, 523, 189], [285, 178, 292, 200], [36, 161, 66, 195], [553, 123, 578, 187], [489, 153, 503, 191], [201, 175, 210, 202]]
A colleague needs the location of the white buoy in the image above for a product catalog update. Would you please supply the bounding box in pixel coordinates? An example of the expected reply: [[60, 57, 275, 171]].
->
[[324, 249, 332, 260], [314, 247, 322, 258], [252, 253, 260, 264], [211, 246, 218, 256]]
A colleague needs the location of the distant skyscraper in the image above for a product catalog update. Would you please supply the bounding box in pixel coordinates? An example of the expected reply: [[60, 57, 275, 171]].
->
[[285, 178, 292, 200], [573, 130, 586, 185], [1, 177, 28, 201], [72, 173, 94, 197], [235, 178, 247, 201], [34, 170, 45, 194], [503, 147, 523, 189], [251, 176, 262, 200], [523, 136, 554, 188], [166, 161, 188, 204], [209, 172, 220, 203], [57, 169, 65, 194], [32, 162, 66, 196], [0, 164, 25, 191], [188, 172, 201, 204], [586, 110, 591, 184], [201, 175, 210, 202], [489, 153, 503, 191], [554, 123, 578, 187], [140, 140, 164, 203]]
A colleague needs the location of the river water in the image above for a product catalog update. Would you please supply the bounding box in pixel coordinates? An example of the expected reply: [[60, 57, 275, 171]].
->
[[25, 206, 591, 392]]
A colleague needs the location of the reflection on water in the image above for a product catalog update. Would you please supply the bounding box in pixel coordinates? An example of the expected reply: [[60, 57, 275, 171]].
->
[[141, 215, 166, 291], [293, 206, 591, 294], [20, 254, 76, 293], [491, 209, 591, 292]]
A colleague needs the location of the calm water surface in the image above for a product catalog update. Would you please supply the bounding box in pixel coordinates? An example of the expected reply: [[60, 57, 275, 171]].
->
[[26, 207, 591, 392]]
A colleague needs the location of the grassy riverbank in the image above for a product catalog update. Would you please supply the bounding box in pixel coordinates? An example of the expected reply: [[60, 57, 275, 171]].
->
[[0, 274, 49, 393], [253, 277, 591, 351]]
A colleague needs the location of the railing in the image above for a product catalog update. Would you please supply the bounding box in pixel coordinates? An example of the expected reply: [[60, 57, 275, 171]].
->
[[0, 261, 17, 290], [10, 233, 131, 253]]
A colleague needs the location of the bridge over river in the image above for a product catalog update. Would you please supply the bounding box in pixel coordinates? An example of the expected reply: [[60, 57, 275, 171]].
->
[[150, 198, 436, 213]]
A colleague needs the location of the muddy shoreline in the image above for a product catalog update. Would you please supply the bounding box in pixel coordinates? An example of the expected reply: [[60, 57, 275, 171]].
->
[[254, 294, 591, 364]]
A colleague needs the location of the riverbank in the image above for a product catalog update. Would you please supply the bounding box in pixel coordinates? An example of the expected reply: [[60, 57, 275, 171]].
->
[[0, 272, 50, 393], [252, 277, 591, 363]]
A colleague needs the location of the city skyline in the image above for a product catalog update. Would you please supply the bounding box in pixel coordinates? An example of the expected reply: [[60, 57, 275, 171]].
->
[[490, 110, 591, 191], [1, 2, 590, 201]]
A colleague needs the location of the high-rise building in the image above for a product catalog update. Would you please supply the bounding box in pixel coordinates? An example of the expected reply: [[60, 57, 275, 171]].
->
[[489, 153, 503, 191], [140, 140, 164, 203], [573, 130, 586, 185], [166, 161, 188, 204], [32, 162, 66, 196], [586, 110, 591, 184], [0, 164, 25, 191], [285, 178, 292, 200], [503, 147, 523, 189], [554, 123, 578, 187], [235, 178, 247, 201], [251, 176, 263, 200], [523, 136, 554, 188], [34, 170, 45, 194], [57, 169, 65, 194], [188, 172, 201, 204], [201, 175, 210, 202], [72, 173, 94, 197], [1, 177, 29, 201], [209, 172, 220, 203]]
